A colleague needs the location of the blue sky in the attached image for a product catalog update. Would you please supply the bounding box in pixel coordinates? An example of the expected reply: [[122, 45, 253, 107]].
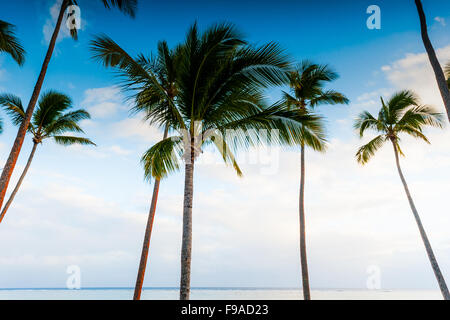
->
[[0, 0, 450, 292]]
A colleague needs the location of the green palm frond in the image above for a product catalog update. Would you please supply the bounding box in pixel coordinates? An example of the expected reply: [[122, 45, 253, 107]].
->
[[90, 35, 185, 130], [356, 135, 386, 164], [0, 93, 27, 126], [100, 0, 138, 17], [53, 135, 96, 146], [209, 132, 242, 177], [32, 91, 73, 130], [395, 105, 444, 131], [0, 20, 25, 66], [141, 136, 183, 180], [310, 90, 350, 107], [386, 90, 420, 124], [354, 111, 384, 137]]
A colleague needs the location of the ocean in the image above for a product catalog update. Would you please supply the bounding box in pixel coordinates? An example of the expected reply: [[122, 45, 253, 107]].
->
[[0, 288, 442, 300]]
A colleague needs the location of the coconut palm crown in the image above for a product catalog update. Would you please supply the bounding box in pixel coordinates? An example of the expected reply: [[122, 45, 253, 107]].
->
[[0, 90, 95, 147], [355, 90, 443, 164]]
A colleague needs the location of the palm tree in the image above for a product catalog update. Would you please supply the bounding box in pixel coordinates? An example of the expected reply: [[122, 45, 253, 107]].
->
[[354, 90, 449, 300], [90, 35, 180, 300], [414, 0, 450, 121], [0, 91, 95, 223], [283, 61, 349, 300], [0, 20, 25, 66], [0, 0, 137, 212], [139, 23, 326, 300]]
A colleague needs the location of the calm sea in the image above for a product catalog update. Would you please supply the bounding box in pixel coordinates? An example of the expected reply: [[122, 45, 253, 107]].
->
[[0, 288, 442, 300]]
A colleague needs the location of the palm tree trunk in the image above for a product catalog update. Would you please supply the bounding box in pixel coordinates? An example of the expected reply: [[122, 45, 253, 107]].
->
[[414, 0, 450, 121], [299, 143, 311, 300], [0, 0, 68, 211], [0, 142, 38, 223], [133, 126, 169, 300], [391, 140, 450, 300], [179, 138, 195, 300]]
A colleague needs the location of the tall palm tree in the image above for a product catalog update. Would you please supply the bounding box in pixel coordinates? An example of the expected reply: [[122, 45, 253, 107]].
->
[[414, 0, 450, 121], [0, 20, 25, 66], [90, 35, 180, 300], [283, 61, 349, 300], [354, 90, 449, 300], [0, 91, 95, 223], [140, 23, 326, 300], [0, 0, 137, 211]]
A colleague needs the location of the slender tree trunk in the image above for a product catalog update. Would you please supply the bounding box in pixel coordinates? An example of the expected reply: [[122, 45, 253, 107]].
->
[[299, 143, 311, 300], [414, 0, 450, 121], [0, 142, 38, 224], [179, 138, 195, 300], [391, 140, 450, 300], [133, 126, 169, 300], [0, 0, 68, 210]]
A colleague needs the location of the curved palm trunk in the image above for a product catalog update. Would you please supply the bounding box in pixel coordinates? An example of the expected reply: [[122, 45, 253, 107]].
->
[[414, 0, 450, 121], [133, 126, 169, 300], [0, 143, 38, 223], [391, 141, 450, 300], [0, 0, 67, 211], [299, 143, 311, 300], [179, 139, 195, 300]]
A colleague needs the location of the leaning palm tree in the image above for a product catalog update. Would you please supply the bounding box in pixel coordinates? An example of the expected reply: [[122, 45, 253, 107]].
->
[[414, 0, 450, 121], [0, 91, 95, 223], [0, 20, 25, 66], [140, 23, 326, 300], [283, 61, 349, 300], [354, 90, 449, 300], [0, 0, 137, 211], [90, 35, 180, 300]]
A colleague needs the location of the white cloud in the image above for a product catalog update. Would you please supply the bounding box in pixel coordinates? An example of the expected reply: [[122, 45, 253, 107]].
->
[[382, 45, 450, 110], [110, 117, 163, 144], [82, 86, 126, 118], [434, 17, 446, 27]]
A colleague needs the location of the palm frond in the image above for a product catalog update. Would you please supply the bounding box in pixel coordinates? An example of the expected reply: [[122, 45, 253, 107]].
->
[[0, 93, 27, 127], [100, 0, 138, 17], [310, 90, 350, 107], [32, 91, 73, 130], [356, 135, 386, 164], [0, 20, 25, 66], [53, 135, 96, 146], [386, 90, 420, 124], [395, 105, 444, 131], [141, 136, 183, 180], [90, 35, 185, 129], [354, 110, 384, 137]]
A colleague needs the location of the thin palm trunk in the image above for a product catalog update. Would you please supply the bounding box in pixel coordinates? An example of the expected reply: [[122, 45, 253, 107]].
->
[[179, 138, 195, 300], [299, 143, 311, 300], [391, 140, 450, 300], [0, 142, 38, 223], [0, 0, 67, 212], [414, 0, 450, 121], [133, 126, 169, 300]]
